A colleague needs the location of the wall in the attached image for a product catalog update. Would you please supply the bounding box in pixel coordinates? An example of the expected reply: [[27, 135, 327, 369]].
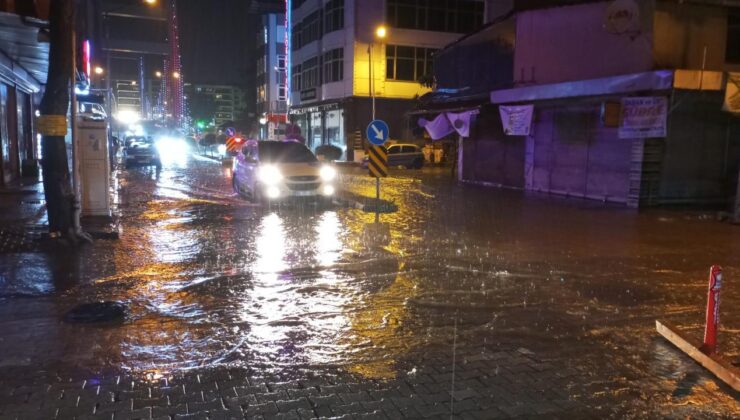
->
[[514, 1, 655, 85], [525, 101, 631, 203], [655, 92, 740, 205], [461, 106, 525, 188], [435, 17, 515, 93], [653, 1, 728, 71]]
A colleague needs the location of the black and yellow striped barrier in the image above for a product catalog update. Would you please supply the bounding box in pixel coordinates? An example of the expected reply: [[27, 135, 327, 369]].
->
[[368, 146, 388, 178]]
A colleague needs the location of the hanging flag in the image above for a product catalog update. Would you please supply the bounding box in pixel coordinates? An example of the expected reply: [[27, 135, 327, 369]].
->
[[499, 105, 534, 136], [419, 113, 454, 140], [446, 110, 478, 137]]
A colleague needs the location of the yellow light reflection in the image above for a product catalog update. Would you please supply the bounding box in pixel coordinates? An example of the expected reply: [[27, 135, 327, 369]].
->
[[316, 211, 342, 266]]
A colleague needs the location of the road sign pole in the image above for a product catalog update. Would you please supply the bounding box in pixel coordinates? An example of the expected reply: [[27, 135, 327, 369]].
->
[[375, 177, 380, 223]]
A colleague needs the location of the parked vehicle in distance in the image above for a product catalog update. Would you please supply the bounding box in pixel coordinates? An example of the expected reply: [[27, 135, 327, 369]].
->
[[124, 136, 161, 169], [363, 143, 424, 169], [232, 140, 336, 203]]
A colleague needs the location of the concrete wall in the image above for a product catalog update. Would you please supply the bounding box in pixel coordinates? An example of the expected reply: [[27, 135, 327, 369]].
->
[[653, 1, 728, 71], [514, 1, 655, 85], [655, 92, 740, 205]]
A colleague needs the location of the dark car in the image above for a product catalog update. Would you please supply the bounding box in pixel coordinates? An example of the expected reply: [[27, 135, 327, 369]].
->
[[124, 137, 161, 169], [363, 143, 424, 169]]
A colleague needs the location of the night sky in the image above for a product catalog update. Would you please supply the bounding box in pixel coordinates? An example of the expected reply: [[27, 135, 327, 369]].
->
[[177, 0, 256, 86]]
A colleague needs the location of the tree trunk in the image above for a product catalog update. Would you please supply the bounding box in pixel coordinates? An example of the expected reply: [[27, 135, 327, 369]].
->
[[39, 0, 81, 241]]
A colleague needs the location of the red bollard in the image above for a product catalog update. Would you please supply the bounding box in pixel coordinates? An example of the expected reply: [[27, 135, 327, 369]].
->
[[701, 265, 723, 355]]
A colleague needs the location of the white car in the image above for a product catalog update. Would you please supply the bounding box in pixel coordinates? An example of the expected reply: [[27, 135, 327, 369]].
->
[[232, 140, 337, 202]]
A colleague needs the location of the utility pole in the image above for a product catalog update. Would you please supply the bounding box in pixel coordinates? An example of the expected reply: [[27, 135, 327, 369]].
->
[[734, 168, 740, 224]]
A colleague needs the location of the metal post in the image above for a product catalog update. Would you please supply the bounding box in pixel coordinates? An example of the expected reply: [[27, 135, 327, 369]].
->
[[734, 168, 740, 224], [369, 43, 375, 120], [71, 29, 81, 231], [105, 15, 112, 117], [375, 177, 380, 223], [701, 266, 723, 354]]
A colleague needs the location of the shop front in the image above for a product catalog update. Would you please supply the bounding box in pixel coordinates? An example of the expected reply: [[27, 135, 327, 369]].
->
[[289, 101, 348, 160]]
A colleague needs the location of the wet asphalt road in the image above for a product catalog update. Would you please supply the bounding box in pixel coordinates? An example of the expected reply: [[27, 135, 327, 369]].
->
[[0, 148, 738, 418]]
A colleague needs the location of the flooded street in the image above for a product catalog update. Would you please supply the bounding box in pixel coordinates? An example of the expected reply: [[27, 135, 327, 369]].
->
[[1, 151, 738, 418]]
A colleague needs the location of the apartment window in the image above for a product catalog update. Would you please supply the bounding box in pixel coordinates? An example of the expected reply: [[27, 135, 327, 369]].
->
[[302, 57, 320, 89], [278, 84, 288, 100], [386, 45, 437, 82], [257, 85, 266, 102], [387, 0, 483, 34], [728, 12, 740, 63], [322, 48, 344, 83], [277, 55, 286, 70], [304, 11, 322, 45], [324, 0, 344, 34], [256, 57, 266, 76], [291, 65, 302, 91]]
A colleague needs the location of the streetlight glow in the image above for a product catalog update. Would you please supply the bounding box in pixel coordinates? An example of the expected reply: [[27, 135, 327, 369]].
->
[[94, 66, 104, 75], [144, 0, 157, 5], [155, 71, 162, 78], [172, 71, 180, 79], [375, 26, 387, 39]]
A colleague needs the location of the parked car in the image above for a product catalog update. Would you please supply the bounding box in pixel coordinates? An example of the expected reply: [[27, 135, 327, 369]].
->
[[124, 137, 161, 169], [363, 143, 424, 169], [232, 140, 336, 203]]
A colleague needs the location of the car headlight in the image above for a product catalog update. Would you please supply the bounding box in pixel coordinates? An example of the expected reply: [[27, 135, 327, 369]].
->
[[320, 165, 337, 181], [257, 165, 282, 185]]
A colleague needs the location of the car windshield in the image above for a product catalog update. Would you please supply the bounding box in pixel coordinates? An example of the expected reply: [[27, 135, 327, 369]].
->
[[258, 142, 317, 163]]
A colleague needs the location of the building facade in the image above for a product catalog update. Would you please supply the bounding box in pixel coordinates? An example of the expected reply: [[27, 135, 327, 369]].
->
[[428, 0, 740, 208], [256, 13, 288, 140], [184, 84, 247, 128], [288, 0, 495, 160], [0, 1, 49, 186]]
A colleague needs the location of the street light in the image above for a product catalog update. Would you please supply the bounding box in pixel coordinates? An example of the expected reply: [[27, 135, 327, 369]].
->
[[369, 25, 387, 120], [172, 71, 180, 79], [155, 71, 162, 78], [94, 66, 104, 75], [144, 0, 157, 4]]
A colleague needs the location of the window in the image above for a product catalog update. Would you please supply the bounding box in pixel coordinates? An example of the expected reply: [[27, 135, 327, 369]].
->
[[291, 65, 302, 91], [256, 57, 266, 76], [728, 12, 740, 63], [401, 145, 417, 153], [302, 57, 320, 89], [324, 0, 345, 34], [388, 145, 401, 154], [303, 11, 321, 45], [322, 48, 344, 83], [277, 84, 287, 100], [277, 55, 286, 70], [386, 45, 437, 82], [386, 0, 483, 33]]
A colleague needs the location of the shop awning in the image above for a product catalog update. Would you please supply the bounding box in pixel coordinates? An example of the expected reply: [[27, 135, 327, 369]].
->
[[490, 70, 674, 104], [0, 11, 48, 92]]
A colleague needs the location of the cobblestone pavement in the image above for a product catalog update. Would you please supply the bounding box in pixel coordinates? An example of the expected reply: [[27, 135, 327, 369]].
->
[[0, 156, 738, 419]]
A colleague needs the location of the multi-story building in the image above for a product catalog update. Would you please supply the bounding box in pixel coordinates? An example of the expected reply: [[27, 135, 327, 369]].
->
[[184, 84, 247, 128], [288, 0, 495, 160], [256, 13, 289, 140], [0, 0, 49, 185], [95, 0, 168, 119]]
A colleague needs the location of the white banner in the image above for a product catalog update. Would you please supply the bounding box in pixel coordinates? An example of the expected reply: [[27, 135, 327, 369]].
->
[[499, 105, 533, 136], [724, 72, 740, 114], [619, 96, 667, 139]]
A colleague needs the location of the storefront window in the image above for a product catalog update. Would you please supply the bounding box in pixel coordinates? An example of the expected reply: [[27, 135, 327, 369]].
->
[[325, 110, 345, 160], [310, 111, 322, 152]]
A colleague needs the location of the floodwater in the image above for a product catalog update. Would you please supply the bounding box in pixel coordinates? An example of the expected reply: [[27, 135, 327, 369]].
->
[[0, 145, 738, 416]]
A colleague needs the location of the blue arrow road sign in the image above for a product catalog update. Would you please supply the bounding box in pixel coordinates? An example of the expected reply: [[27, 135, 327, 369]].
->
[[366, 120, 389, 146]]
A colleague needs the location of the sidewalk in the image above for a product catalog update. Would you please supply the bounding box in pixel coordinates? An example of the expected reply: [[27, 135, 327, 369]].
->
[[0, 177, 119, 253]]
